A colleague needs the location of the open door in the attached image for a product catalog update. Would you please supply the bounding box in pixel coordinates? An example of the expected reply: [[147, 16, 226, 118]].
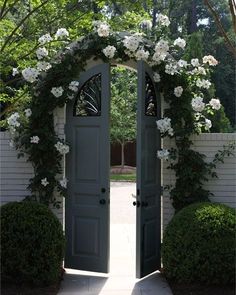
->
[[136, 61, 161, 278], [65, 63, 110, 273]]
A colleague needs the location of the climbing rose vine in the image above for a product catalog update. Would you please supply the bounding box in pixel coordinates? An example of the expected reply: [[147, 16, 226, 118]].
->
[[7, 18, 223, 209]]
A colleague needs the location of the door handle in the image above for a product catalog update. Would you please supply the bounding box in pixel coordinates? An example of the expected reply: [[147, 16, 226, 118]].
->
[[99, 199, 106, 205], [101, 188, 106, 193], [133, 201, 140, 207]]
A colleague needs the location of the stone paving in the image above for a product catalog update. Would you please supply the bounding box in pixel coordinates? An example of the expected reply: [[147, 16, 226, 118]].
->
[[58, 182, 172, 295]]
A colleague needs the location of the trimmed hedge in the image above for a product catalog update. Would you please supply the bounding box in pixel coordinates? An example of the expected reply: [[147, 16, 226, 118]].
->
[[1, 201, 65, 286], [162, 202, 235, 284]]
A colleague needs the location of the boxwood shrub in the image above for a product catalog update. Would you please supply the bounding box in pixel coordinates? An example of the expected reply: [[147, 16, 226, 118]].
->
[[1, 201, 65, 286], [162, 202, 235, 284]]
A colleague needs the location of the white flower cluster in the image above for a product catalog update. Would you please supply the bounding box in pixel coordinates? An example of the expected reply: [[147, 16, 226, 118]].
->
[[55, 141, 70, 154], [191, 97, 205, 112], [173, 37, 186, 49], [196, 78, 211, 89], [153, 72, 161, 82], [60, 178, 68, 188], [69, 81, 79, 92], [205, 118, 212, 130], [7, 112, 20, 128], [37, 61, 52, 72], [209, 98, 221, 110], [156, 117, 174, 136], [38, 33, 52, 45], [36, 47, 48, 60], [156, 14, 170, 27], [55, 28, 69, 39], [203, 55, 218, 66], [153, 39, 169, 63], [191, 66, 206, 76], [174, 86, 183, 97], [41, 177, 49, 187], [157, 149, 170, 160], [165, 61, 178, 75], [96, 22, 110, 37], [22, 67, 39, 83], [135, 49, 150, 60], [102, 45, 116, 58], [123, 35, 140, 52], [51, 87, 64, 97], [24, 108, 32, 117], [191, 58, 200, 67], [30, 136, 40, 144]]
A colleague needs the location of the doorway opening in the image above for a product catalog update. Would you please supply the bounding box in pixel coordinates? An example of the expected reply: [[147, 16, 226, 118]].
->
[[110, 66, 137, 277]]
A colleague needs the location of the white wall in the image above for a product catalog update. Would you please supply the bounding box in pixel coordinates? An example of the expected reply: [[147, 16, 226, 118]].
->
[[163, 133, 236, 229], [0, 106, 66, 224]]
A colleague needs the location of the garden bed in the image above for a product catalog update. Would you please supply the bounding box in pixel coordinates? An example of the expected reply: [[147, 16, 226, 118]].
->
[[1, 282, 60, 295]]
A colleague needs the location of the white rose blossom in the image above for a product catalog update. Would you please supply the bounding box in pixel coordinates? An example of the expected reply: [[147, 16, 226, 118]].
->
[[24, 108, 32, 117], [7, 112, 20, 128], [209, 98, 221, 110], [191, 58, 200, 67], [51, 87, 64, 97], [97, 23, 110, 37], [196, 79, 211, 89], [37, 61, 52, 71], [156, 14, 170, 27], [55, 28, 69, 39], [157, 149, 170, 160], [156, 117, 174, 136], [60, 178, 68, 188], [203, 55, 218, 66], [174, 86, 183, 97], [102, 45, 116, 58], [123, 35, 140, 52], [36, 47, 48, 60], [135, 49, 150, 60], [155, 40, 169, 53], [69, 81, 79, 92], [191, 97, 205, 112], [9, 140, 15, 148], [173, 38, 186, 49], [178, 59, 188, 68], [38, 33, 52, 45], [205, 118, 212, 130], [22, 67, 39, 83], [55, 141, 70, 154], [165, 62, 178, 75], [12, 68, 19, 76], [41, 178, 49, 187], [153, 72, 161, 82], [30, 136, 40, 144]]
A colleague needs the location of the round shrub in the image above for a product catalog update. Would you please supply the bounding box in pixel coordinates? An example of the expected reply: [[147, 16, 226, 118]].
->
[[1, 201, 65, 285], [162, 202, 235, 284]]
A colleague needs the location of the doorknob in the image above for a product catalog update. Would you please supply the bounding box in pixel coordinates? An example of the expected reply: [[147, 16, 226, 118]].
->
[[99, 199, 106, 205], [101, 188, 106, 193], [133, 201, 140, 207]]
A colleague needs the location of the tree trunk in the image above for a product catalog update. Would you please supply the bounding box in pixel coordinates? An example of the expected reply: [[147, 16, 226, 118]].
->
[[152, 0, 158, 28], [121, 142, 125, 169], [187, 0, 198, 34]]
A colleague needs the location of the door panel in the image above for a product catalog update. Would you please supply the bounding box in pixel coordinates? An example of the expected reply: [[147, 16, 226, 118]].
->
[[65, 63, 110, 273], [136, 61, 161, 278]]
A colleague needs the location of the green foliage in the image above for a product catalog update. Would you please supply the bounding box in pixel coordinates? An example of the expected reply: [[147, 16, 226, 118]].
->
[[0, 201, 65, 286], [162, 202, 236, 284], [110, 67, 137, 146]]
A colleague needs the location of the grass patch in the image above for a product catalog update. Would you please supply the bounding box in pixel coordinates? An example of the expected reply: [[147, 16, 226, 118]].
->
[[110, 173, 136, 182]]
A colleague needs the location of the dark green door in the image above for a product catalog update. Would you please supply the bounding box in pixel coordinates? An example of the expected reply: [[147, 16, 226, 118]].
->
[[65, 63, 110, 273], [136, 61, 161, 278]]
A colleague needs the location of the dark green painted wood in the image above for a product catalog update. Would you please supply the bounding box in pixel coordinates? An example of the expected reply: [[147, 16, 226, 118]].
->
[[136, 61, 161, 278], [65, 63, 110, 273]]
